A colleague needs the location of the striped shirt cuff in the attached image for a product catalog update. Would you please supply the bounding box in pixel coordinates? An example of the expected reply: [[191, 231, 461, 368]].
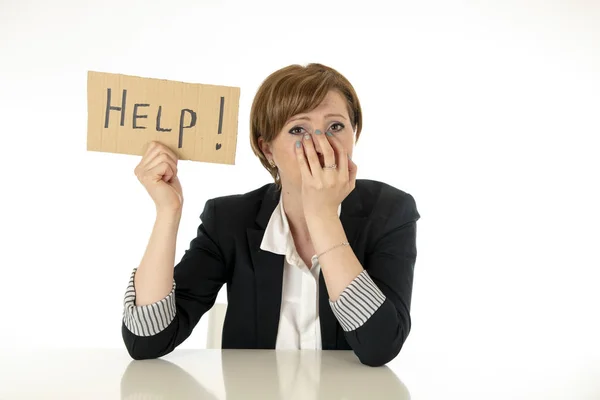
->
[[329, 270, 386, 332], [123, 268, 177, 336]]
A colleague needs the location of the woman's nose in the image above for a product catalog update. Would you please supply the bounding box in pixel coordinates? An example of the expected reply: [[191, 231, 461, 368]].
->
[[313, 130, 325, 154]]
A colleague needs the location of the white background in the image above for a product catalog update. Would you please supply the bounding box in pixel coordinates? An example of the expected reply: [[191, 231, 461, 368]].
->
[[1, 0, 599, 398]]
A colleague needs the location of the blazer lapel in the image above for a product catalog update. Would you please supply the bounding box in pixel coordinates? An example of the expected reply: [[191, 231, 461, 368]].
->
[[247, 184, 283, 349]]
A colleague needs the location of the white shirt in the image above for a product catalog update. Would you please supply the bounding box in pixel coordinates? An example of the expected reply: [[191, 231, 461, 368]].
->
[[259, 193, 340, 350]]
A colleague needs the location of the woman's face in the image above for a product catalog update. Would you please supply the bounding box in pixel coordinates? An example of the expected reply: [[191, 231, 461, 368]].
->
[[260, 90, 355, 191]]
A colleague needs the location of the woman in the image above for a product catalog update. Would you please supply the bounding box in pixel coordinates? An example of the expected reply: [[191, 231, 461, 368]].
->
[[122, 63, 420, 367]]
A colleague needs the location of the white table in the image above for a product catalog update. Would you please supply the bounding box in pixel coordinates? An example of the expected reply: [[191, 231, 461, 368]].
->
[[0, 349, 408, 400], [1, 348, 599, 399]]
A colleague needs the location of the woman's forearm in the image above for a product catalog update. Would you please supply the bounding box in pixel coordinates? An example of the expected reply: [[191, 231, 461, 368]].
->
[[306, 213, 364, 300], [133, 208, 182, 306]]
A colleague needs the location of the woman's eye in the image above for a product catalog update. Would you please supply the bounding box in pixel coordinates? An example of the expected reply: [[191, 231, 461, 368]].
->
[[330, 123, 345, 132], [289, 126, 305, 135]]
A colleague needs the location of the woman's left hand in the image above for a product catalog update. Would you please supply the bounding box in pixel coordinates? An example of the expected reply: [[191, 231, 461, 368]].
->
[[295, 130, 358, 219]]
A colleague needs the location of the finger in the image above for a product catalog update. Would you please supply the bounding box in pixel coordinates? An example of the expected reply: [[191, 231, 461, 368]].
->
[[302, 133, 323, 180], [139, 148, 175, 177], [145, 162, 175, 184], [151, 145, 179, 169], [163, 167, 176, 184], [143, 153, 178, 181], [348, 157, 358, 188], [294, 140, 313, 183], [144, 140, 179, 161], [325, 131, 349, 180], [141, 141, 164, 164], [141, 140, 155, 157], [141, 141, 179, 169], [144, 153, 177, 176], [312, 129, 336, 169]]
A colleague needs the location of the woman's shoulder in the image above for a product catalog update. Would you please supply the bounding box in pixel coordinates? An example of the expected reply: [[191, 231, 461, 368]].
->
[[200, 183, 276, 226], [355, 179, 420, 221], [355, 179, 417, 205], [208, 182, 275, 208]]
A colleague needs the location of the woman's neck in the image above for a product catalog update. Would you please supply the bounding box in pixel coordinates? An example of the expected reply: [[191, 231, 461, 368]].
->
[[281, 188, 312, 244]]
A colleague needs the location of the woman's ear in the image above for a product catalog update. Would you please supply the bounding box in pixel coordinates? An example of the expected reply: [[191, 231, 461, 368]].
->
[[258, 136, 273, 159]]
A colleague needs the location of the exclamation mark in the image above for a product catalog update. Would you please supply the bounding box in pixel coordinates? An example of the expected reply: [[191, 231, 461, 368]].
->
[[216, 96, 224, 150]]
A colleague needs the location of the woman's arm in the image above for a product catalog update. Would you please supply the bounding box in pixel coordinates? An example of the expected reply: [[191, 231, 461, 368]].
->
[[122, 199, 228, 360], [307, 194, 419, 367], [133, 208, 182, 306]]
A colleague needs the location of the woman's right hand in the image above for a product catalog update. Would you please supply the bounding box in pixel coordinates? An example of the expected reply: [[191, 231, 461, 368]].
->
[[134, 141, 183, 212]]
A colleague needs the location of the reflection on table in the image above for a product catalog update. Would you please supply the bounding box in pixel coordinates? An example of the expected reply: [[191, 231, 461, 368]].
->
[[121, 350, 410, 400]]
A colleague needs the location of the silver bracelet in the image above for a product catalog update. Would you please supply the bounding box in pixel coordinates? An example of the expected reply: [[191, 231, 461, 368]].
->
[[316, 242, 350, 259]]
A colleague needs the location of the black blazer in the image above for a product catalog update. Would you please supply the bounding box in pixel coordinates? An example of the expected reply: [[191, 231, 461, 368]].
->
[[122, 179, 420, 367]]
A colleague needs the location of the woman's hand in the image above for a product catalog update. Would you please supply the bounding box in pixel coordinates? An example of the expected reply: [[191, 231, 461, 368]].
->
[[134, 141, 183, 213], [295, 130, 357, 219]]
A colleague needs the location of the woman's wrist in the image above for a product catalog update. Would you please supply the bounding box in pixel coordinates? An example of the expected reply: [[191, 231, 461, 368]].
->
[[156, 207, 183, 224]]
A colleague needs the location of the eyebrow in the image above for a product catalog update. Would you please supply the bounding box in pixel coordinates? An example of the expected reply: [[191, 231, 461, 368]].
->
[[287, 113, 348, 124]]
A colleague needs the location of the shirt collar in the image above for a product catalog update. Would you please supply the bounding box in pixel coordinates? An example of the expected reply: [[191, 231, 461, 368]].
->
[[260, 193, 342, 261]]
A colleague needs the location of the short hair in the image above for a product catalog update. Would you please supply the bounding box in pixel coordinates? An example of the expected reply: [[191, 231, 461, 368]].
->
[[249, 63, 363, 189]]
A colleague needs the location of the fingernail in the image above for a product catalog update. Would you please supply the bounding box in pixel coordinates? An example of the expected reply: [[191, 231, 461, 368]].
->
[[296, 141, 301, 148], [348, 154, 352, 160], [315, 129, 322, 135], [304, 134, 311, 140], [326, 132, 333, 137]]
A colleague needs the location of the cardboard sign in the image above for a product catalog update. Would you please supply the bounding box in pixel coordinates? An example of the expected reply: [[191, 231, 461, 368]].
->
[[87, 71, 240, 164]]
